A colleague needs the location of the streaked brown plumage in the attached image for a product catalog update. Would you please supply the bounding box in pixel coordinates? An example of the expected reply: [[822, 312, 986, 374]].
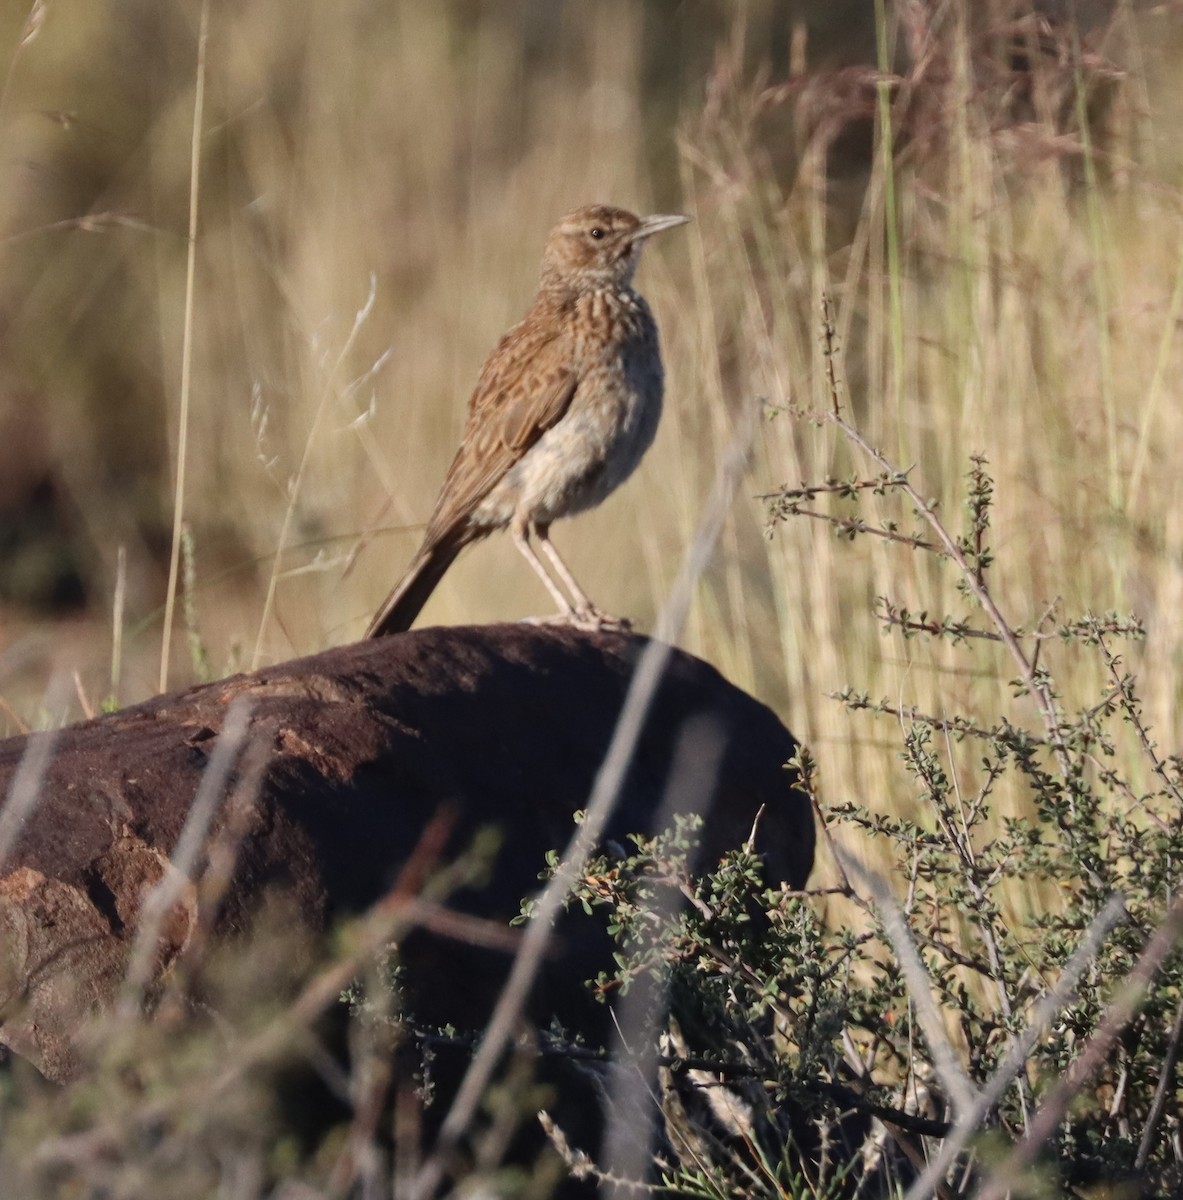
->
[[366, 203, 689, 637]]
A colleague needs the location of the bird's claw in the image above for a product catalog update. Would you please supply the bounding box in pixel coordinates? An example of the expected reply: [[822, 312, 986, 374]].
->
[[520, 608, 633, 633], [575, 607, 632, 632]]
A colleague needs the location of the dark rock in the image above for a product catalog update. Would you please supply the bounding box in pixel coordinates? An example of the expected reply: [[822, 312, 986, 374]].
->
[[0, 623, 813, 1085]]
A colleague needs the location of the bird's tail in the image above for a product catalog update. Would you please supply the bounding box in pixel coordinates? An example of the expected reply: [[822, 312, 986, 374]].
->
[[365, 539, 464, 637]]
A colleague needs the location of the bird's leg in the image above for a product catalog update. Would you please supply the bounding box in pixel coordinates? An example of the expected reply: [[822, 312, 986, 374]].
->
[[533, 523, 594, 612], [511, 519, 579, 618], [534, 524, 630, 630]]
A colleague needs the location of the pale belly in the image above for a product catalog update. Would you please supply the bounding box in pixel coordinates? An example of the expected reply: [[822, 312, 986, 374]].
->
[[473, 358, 663, 530]]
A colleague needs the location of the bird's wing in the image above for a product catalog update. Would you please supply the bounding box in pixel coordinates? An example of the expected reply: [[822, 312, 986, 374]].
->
[[421, 315, 577, 545]]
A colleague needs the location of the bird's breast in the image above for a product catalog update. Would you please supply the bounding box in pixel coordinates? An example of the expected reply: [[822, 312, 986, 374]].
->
[[475, 286, 665, 528]]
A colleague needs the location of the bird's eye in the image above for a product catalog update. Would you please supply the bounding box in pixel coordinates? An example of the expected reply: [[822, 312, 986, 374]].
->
[[589, 227, 605, 240]]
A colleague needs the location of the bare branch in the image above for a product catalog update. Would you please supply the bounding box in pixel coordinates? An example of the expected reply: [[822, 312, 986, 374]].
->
[[838, 850, 979, 1117], [904, 894, 1128, 1200], [976, 890, 1183, 1200]]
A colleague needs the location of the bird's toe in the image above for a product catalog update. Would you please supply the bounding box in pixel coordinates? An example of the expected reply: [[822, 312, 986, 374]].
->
[[518, 607, 632, 633]]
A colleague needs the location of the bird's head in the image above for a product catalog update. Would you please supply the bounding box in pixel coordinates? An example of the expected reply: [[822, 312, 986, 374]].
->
[[539, 204, 689, 293]]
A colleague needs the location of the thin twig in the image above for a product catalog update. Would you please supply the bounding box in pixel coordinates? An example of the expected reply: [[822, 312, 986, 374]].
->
[[419, 1024, 955, 1138], [877, 600, 1003, 643], [975, 890, 1183, 1200], [904, 893, 1127, 1200], [757, 472, 910, 502], [771, 502, 941, 551], [825, 407, 1076, 787], [1096, 631, 1183, 810], [1135, 990, 1183, 1171], [795, 750, 854, 897], [833, 693, 1010, 744], [840, 850, 978, 1117], [932, 725, 1032, 1127]]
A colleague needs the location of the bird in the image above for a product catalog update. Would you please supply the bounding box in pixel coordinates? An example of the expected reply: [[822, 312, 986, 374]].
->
[[366, 203, 689, 637]]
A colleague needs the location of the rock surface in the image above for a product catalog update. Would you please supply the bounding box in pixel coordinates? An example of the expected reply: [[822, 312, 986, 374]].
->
[[0, 624, 814, 1082]]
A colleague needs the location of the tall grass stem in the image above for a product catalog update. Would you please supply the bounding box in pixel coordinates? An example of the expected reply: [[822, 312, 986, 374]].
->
[[158, 0, 209, 694]]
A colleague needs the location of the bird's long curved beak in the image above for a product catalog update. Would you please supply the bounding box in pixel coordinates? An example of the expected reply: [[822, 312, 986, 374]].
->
[[636, 213, 691, 239]]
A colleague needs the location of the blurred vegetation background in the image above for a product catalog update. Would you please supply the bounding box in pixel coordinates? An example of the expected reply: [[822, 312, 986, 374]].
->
[[0, 0, 1181, 861]]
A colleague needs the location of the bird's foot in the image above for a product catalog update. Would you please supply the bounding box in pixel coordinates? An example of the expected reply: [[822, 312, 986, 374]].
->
[[573, 606, 632, 632], [520, 607, 633, 633]]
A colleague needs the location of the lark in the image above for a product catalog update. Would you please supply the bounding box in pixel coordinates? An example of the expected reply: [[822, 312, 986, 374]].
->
[[367, 204, 689, 637]]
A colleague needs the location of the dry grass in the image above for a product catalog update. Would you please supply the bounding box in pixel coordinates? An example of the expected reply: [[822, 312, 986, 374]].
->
[[1, 2, 1183, 1193], [0, 2, 1179, 858], [673, 7, 1183, 876], [1, 1, 1182, 873]]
